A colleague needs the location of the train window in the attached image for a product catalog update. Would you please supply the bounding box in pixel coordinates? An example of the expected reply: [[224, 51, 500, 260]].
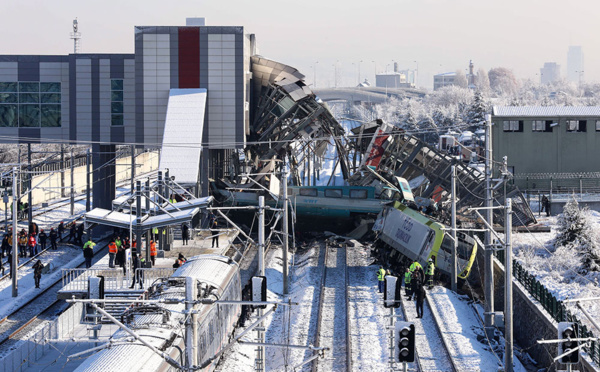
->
[[324, 189, 342, 198], [299, 188, 318, 197], [349, 189, 368, 199]]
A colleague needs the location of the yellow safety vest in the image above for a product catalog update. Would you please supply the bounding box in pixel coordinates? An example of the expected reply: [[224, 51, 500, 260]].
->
[[409, 261, 422, 272], [404, 271, 411, 283], [426, 262, 435, 276], [377, 268, 386, 281]]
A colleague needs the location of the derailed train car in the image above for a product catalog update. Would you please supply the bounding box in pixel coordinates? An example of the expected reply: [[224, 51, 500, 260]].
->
[[74, 255, 241, 372], [374, 201, 478, 280]]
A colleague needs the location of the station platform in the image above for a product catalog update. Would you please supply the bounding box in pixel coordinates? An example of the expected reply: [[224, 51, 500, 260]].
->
[[57, 228, 239, 299]]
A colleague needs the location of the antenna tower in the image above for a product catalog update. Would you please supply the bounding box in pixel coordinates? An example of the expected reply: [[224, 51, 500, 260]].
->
[[70, 18, 81, 54]]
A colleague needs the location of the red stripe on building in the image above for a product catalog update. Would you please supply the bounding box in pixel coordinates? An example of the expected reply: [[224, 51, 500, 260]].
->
[[178, 28, 200, 88]]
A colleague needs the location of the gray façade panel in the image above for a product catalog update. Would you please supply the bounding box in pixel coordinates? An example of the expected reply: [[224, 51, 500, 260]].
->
[[135, 31, 144, 147], [235, 33, 244, 148], [18, 127, 40, 143], [69, 55, 77, 141], [170, 28, 179, 89], [91, 59, 100, 142]]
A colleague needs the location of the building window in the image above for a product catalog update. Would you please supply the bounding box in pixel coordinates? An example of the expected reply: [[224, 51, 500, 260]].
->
[[567, 120, 586, 132], [111, 79, 124, 126], [595, 120, 600, 131], [503, 120, 523, 132], [0, 81, 61, 127], [532, 120, 554, 132]]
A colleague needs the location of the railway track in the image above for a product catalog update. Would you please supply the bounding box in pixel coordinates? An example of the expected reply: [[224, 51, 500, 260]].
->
[[398, 285, 457, 371], [312, 241, 350, 372], [0, 243, 109, 357]]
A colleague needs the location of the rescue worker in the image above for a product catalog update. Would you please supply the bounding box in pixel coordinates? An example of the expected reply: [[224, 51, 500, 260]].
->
[[83, 238, 96, 268], [57, 221, 65, 241], [116, 246, 126, 275], [28, 233, 37, 257], [49, 228, 58, 250], [181, 223, 189, 246], [67, 222, 76, 243], [108, 240, 117, 268], [409, 260, 422, 273], [377, 265, 386, 293], [149, 240, 157, 266], [404, 267, 412, 299], [210, 213, 219, 248], [33, 259, 44, 288], [18, 230, 27, 258], [425, 258, 435, 289], [38, 229, 47, 251]]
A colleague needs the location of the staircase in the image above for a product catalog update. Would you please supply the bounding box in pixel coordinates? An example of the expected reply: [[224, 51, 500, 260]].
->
[[101, 289, 146, 323]]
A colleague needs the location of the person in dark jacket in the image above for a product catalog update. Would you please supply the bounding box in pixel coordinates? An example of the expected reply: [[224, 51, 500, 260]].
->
[[33, 260, 44, 288], [181, 223, 189, 245], [116, 246, 126, 274], [68, 223, 76, 243], [57, 221, 65, 241], [210, 214, 219, 248], [83, 238, 95, 268], [38, 229, 48, 251], [130, 253, 143, 289], [49, 228, 58, 250], [1, 235, 9, 258], [76, 223, 84, 245], [414, 279, 426, 318]]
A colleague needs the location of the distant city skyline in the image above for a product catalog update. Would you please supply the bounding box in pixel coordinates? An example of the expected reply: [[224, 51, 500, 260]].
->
[[1, 0, 597, 90]]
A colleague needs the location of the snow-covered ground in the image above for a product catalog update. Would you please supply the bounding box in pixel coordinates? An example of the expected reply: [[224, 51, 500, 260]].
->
[[512, 213, 600, 335]]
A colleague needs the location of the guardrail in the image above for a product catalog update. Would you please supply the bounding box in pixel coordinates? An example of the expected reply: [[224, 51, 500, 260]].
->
[[495, 251, 600, 366], [0, 302, 84, 372], [62, 267, 176, 292]]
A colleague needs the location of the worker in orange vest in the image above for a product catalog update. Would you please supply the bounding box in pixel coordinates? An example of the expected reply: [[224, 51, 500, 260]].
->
[[149, 240, 157, 266], [108, 240, 117, 268]]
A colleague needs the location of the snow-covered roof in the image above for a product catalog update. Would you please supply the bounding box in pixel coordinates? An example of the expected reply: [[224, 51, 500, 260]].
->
[[434, 72, 456, 77], [85, 207, 200, 230], [493, 106, 600, 117]]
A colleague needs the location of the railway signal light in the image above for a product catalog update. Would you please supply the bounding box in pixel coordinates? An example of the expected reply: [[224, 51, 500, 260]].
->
[[558, 322, 579, 364], [252, 276, 267, 309], [384, 275, 401, 308], [395, 321, 415, 363]]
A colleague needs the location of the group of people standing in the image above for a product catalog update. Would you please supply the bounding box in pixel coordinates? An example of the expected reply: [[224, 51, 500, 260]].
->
[[378, 257, 436, 319]]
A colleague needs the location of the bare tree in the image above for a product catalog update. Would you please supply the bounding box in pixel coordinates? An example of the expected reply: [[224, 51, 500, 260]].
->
[[488, 67, 519, 96], [454, 70, 468, 88]]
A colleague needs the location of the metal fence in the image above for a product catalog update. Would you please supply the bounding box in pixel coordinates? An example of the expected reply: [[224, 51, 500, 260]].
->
[[62, 267, 176, 291], [0, 302, 83, 372], [495, 251, 600, 366]]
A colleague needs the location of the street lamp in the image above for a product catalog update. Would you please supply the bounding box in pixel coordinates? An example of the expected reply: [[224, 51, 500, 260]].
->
[[126, 197, 134, 282]]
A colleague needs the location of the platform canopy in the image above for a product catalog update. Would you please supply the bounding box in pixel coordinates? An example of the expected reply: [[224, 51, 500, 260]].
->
[[158, 88, 207, 186], [85, 207, 200, 231], [112, 193, 213, 213]]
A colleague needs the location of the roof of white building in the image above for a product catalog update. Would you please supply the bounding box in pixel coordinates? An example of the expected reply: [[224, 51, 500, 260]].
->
[[493, 106, 600, 117]]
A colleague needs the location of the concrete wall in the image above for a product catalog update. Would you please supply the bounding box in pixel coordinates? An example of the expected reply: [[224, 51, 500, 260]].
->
[[0, 150, 159, 209], [492, 257, 597, 371]]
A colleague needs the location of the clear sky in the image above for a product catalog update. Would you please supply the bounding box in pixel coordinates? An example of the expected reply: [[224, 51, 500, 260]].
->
[[1, 0, 597, 90]]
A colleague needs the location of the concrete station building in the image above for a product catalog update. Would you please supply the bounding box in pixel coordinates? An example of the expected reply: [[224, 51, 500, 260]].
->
[[0, 18, 256, 209]]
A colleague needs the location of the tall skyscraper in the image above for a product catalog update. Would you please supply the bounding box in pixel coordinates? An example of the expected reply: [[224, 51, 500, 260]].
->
[[567, 46, 584, 83], [540, 62, 560, 85]]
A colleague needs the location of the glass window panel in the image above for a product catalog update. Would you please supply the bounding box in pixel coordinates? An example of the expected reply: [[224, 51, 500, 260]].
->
[[41, 93, 61, 104], [111, 79, 123, 91], [299, 188, 318, 197], [596, 120, 600, 131], [19, 82, 39, 93], [0, 82, 17, 92], [20, 93, 39, 103], [0, 93, 17, 103], [41, 105, 61, 127], [111, 90, 123, 102], [19, 105, 40, 127], [111, 114, 123, 126], [349, 189, 368, 199], [0, 105, 18, 127], [40, 82, 61, 92], [532, 120, 545, 132], [324, 189, 343, 198], [567, 120, 578, 131], [111, 102, 123, 114]]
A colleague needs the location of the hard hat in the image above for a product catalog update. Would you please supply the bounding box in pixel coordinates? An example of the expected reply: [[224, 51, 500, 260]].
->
[[429, 258, 433, 262]]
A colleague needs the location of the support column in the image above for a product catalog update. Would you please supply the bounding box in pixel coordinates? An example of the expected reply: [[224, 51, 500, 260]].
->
[[484, 114, 495, 339], [27, 144, 32, 229], [505, 199, 513, 372], [131, 145, 135, 195], [282, 168, 289, 295], [60, 145, 65, 198], [86, 148, 91, 212], [92, 144, 116, 238], [70, 149, 74, 216]]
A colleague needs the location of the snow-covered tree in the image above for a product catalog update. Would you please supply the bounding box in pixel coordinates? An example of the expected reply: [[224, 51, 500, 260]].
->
[[476, 68, 491, 94], [555, 196, 600, 273], [488, 67, 519, 96], [466, 90, 488, 129], [454, 70, 468, 88]]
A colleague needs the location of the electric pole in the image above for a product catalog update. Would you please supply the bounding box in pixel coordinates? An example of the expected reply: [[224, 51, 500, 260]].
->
[[484, 114, 495, 339], [504, 198, 513, 372], [256, 196, 265, 372], [451, 164, 457, 292], [11, 167, 18, 297], [70, 149, 74, 216], [282, 168, 289, 295]]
